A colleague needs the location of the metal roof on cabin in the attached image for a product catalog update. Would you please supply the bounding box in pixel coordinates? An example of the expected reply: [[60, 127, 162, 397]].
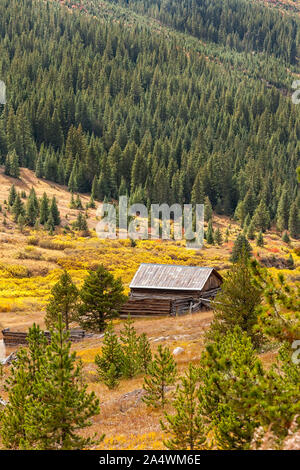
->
[[129, 263, 221, 291]]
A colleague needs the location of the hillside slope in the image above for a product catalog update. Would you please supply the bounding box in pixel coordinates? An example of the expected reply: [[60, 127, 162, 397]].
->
[[0, 0, 299, 229]]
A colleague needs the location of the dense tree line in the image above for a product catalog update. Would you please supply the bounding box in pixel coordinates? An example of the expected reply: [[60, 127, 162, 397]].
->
[[0, 0, 299, 233], [109, 0, 299, 64]]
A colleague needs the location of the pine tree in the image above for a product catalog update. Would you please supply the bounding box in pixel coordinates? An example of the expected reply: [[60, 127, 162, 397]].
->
[[88, 196, 96, 209], [26, 187, 39, 226], [230, 233, 252, 262], [191, 171, 204, 205], [17, 214, 25, 232], [206, 220, 214, 244], [45, 271, 79, 330], [208, 253, 262, 345], [0, 324, 48, 449], [75, 194, 83, 209], [120, 316, 141, 378], [199, 327, 264, 450], [4, 153, 10, 176], [243, 213, 251, 230], [225, 227, 230, 243], [252, 200, 270, 232], [287, 254, 294, 269], [5, 150, 20, 178], [138, 333, 152, 373], [11, 193, 25, 222], [282, 230, 290, 244], [68, 166, 78, 193], [288, 201, 299, 239], [8, 184, 17, 207], [35, 154, 43, 178], [24, 316, 101, 449], [69, 192, 76, 209], [46, 212, 55, 233], [142, 345, 177, 408], [256, 230, 264, 247], [262, 343, 300, 441], [214, 227, 222, 245], [95, 322, 124, 388], [161, 364, 207, 450], [73, 212, 88, 231], [78, 265, 126, 332], [50, 196, 60, 226], [10, 150, 20, 178], [39, 192, 49, 225], [91, 175, 99, 200], [250, 260, 300, 343], [247, 218, 255, 240], [276, 189, 289, 232], [204, 196, 213, 222], [102, 364, 119, 390]]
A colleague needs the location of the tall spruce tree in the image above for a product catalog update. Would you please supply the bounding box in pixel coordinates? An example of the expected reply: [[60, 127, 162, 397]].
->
[[230, 233, 252, 262], [247, 218, 256, 240], [8, 184, 17, 207], [276, 189, 289, 232], [143, 345, 177, 408], [208, 253, 262, 345], [206, 220, 214, 244], [74, 211, 88, 231], [161, 364, 207, 450], [138, 333, 152, 373], [256, 230, 264, 247], [120, 316, 141, 378], [26, 187, 39, 226], [0, 324, 48, 449], [95, 322, 124, 389], [252, 200, 270, 232], [199, 327, 265, 450], [78, 265, 126, 332], [288, 201, 299, 239], [5, 150, 20, 178], [204, 196, 213, 222], [250, 260, 300, 343], [11, 193, 25, 222], [214, 227, 222, 245], [39, 192, 49, 225], [45, 271, 79, 330], [23, 316, 101, 449], [50, 196, 61, 226]]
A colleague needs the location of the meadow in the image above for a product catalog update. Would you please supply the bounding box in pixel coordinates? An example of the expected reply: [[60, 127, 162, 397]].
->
[[0, 168, 299, 449]]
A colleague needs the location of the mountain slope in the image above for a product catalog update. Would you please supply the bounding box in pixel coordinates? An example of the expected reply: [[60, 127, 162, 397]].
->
[[0, 0, 299, 230]]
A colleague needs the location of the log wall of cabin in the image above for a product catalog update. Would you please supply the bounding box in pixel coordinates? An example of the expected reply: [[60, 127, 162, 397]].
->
[[202, 273, 222, 291]]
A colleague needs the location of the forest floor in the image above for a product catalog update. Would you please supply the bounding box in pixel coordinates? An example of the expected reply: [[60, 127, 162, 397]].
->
[[0, 168, 299, 449]]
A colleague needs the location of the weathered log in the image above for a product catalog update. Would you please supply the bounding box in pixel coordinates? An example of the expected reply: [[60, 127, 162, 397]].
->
[[2, 328, 85, 346]]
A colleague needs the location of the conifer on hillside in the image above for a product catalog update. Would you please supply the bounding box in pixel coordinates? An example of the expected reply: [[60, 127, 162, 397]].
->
[[288, 201, 299, 239], [39, 192, 49, 225], [161, 364, 207, 450], [11, 193, 25, 222], [45, 271, 79, 330], [78, 265, 126, 332], [230, 233, 252, 262], [50, 196, 61, 226], [95, 322, 124, 389], [208, 253, 262, 345], [26, 187, 39, 226], [143, 345, 177, 408], [120, 316, 142, 378]]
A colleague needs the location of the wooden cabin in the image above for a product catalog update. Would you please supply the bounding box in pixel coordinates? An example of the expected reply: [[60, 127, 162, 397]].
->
[[120, 263, 223, 317]]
